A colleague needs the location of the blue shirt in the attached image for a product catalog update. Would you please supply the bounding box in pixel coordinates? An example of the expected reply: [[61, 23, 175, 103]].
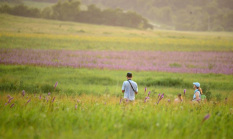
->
[[122, 79, 138, 100], [193, 89, 201, 100]]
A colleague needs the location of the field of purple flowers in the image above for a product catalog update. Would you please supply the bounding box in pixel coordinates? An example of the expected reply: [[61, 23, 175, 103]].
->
[[0, 14, 233, 139], [1, 49, 232, 74]]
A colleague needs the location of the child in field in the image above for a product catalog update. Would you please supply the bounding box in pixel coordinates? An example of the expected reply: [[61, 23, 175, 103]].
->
[[192, 82, 202, 101], [174, 93, 183, 103]]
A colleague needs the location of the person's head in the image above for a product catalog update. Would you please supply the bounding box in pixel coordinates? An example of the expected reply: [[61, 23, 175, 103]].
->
[[193, 82, 200, 89], [193, 82, 203, 94], [178, 93, 183, 101], [126, 72, 132, 79]]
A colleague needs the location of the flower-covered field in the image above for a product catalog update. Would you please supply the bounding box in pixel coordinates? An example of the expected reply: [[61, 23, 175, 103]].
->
[[1, 49, 233, 74], [0, 14, 233, 139]]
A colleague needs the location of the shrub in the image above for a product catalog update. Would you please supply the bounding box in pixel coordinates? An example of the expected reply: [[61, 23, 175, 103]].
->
[[202, 84, 212, 101], [142, 77, 188, 87], [215, 93, 222, 102]]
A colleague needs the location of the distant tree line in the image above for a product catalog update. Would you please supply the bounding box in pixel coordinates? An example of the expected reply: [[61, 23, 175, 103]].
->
[[0, 0, 153, 29], [82, 0, 233, 31], [26, 0, 59, 3], [0, 0, 22, 3]]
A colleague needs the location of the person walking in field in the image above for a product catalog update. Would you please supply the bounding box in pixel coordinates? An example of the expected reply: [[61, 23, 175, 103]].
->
[[174, 93, 183, 103], [192, 82, 203, 101], [122, 72, 138, 101]]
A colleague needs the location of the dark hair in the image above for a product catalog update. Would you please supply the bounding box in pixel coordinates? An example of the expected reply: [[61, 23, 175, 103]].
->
[[178, 93, 183, 101], [127, 72, 132, 77]]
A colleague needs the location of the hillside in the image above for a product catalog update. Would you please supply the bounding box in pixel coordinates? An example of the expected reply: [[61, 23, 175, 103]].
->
[[0, 0, 153, 29], [1, 14, 233, 52], [2, 0, 233, 31]]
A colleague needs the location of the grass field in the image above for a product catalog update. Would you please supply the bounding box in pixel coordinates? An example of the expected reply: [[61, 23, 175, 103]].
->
[[0, 13, 233, 139], [0, 65, 232, 98], [0, 14, 233, 51], [1, 93, 232, 139]]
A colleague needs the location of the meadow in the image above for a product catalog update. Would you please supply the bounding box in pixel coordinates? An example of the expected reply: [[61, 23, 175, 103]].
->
[[0, 14, 233, 139], [1, 92, 232, 139]]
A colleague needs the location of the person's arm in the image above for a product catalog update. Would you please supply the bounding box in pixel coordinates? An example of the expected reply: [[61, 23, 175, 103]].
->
[[195, 92, 200, 100], [135, 83, 138, 95]]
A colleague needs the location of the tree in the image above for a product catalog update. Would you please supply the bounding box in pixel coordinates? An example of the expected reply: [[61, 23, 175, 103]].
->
[[51, 0, 80, 21]]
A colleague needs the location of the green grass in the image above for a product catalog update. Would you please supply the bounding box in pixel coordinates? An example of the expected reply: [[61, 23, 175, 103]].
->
[[0, 12, 233, 139], [0, 14, 233, 51], [0, 65, 232, 100], [0, 93, 232, 139]]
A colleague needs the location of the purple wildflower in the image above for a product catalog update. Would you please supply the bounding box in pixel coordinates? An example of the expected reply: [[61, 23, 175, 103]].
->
[[39, 95, 41, 100], [184, 89, 186, 95], [157, 93, 164, 104], [168, 99, 171, 103], [75, 104, 77, 110], [48, 92, 51, 96], [54, 82, 58, 90], [119, 98, 122, 104], [160, 93, 164, 100], [8, 97, 14, 103], [22, 90, 25, 97], [158, 93, 161, 98], [144, 96, 149, 103], [10, 103, 15, 108], [148, 91, 151, 96], [202, 114, 210, 123], [26, 99, 31, 105], [52, 97, 56, 102], [5, 103, 7, 105], [7, 95, 11, 99]]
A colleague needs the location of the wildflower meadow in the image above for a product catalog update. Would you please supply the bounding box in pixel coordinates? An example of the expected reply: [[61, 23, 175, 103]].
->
[[0, 14, 233, 139]]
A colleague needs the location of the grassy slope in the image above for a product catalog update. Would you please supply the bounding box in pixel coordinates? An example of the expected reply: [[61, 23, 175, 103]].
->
[[0, 14, 233, 51]]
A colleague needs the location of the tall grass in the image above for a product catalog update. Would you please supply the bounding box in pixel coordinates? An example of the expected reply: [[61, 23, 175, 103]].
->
[[0, 93, 232, 139]]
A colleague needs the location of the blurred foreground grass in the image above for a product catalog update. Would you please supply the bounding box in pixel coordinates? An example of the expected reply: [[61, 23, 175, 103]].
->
[[0, 93, 232, 139]]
